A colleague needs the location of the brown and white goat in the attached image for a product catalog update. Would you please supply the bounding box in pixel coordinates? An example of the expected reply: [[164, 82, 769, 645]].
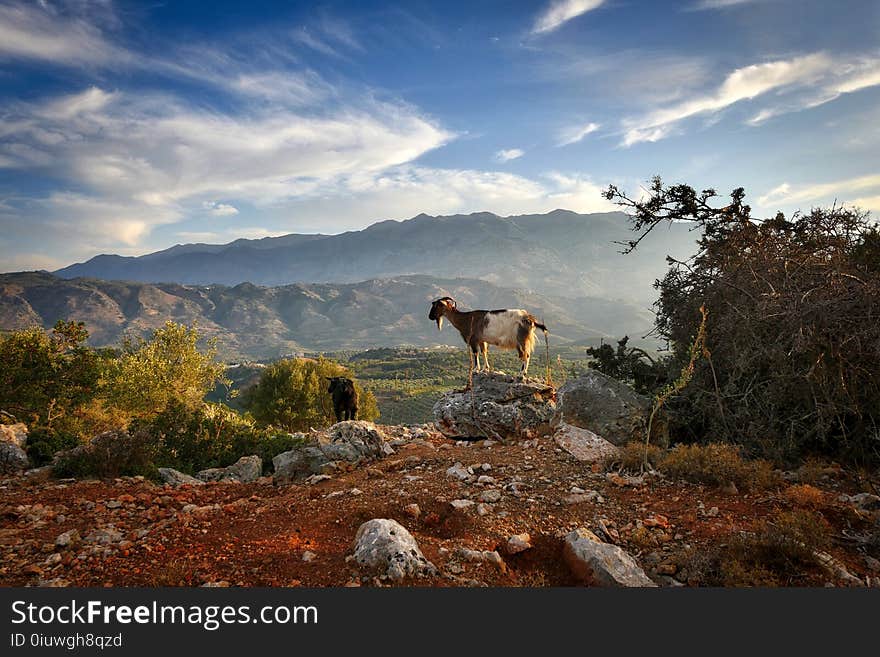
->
[[428, 296, 548, 378]]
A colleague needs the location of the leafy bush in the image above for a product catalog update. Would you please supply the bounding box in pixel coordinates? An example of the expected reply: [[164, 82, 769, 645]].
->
[[605, 178, 880, 463], [0, 320, 102, 428], [132, 402, 305, 475], [52, 429, 158, 479], [25, 426, 81, 467], [243, 357, 378, 432], [104, 321, 229, 418]]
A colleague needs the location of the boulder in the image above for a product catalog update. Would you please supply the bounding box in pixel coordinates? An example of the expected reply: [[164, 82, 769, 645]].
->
[[432, 372, 556, 442], [352, 519, 437, 581], [158, 468, 204, 487], [553, 423, 621, 463], [0, 441, 29, 474], [553, 370, 651, 445], [563, 528, 657, 587], [273, 422, 394, 484], [0, 423, 28, 448], [197, 455, 262, 483]]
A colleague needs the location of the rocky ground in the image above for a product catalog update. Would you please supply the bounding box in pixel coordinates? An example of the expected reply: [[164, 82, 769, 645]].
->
[[2, 425, 879, 588]]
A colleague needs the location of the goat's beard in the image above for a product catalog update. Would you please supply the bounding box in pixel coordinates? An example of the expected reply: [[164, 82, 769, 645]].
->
[[436, 317, 444, 331]]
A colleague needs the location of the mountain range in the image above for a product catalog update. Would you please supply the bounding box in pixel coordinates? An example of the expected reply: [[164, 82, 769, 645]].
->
[[0, 271, 655, 359], [55, 210, 697, 305]]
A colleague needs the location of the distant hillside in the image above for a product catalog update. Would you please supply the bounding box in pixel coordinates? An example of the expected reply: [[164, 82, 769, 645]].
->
[[0, 272, 654, 360], [54, 210, 696, 304]]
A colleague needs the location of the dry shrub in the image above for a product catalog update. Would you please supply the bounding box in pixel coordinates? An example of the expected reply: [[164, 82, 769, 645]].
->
[[658, 443, 779, 491], [608, 441, 664, 472], [687, 509, 833, 587], [783, 484, 826, 509], [52, 429, 157, 479]]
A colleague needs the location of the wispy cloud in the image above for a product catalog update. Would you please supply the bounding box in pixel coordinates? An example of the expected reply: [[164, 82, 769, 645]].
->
[[532, 0, 604, 35], [622, 53, 834, 146], [494, 148, 524, 162], [0, 0, 125, 65], [689, 0, 765, 9], [757, 173, 880, 209], [557, 122, 600, 146]]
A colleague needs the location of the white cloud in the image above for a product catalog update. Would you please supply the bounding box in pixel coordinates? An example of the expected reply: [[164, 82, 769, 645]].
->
[[690, 0, 763, 9], [202, 201, 240, 217], [532, 0, 604, 35], [0, 1, 124, 65], [494, 148, 525, 162], [757, 173, 880, 209], [557, 122, 600, 146], [622, 53, 834, 146]]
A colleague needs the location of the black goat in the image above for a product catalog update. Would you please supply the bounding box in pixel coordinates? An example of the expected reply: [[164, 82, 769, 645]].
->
[[326, 376, 358, 422]]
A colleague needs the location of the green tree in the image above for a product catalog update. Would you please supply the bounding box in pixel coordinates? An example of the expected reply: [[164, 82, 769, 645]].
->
[[104, 322, 229, 418], [243, 357, 378, 432], [0, 320, 101, 427]]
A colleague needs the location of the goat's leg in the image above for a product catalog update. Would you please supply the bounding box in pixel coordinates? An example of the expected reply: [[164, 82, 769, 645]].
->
[[482, 343, 490, 373], [521, 353, 531, 377]]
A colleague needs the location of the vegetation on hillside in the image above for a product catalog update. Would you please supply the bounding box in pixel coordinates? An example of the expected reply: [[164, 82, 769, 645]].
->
[[603, 177, 880, 464]]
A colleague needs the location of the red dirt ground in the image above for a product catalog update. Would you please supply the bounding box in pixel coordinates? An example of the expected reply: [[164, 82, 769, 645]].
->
[[1, 432, 878, 588]]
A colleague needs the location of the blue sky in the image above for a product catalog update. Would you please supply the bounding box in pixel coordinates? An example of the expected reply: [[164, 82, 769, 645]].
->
[[1, 0, 878, 271]]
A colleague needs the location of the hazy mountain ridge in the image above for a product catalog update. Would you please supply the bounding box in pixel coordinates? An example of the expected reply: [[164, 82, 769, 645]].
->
[[0, 272, 654, 360], [54, 210, 696, 304]]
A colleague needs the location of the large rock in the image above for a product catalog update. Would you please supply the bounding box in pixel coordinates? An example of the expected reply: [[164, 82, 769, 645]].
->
[[273, 422, 394, 484], [0, 423, 28, 449], [563, 528, 657, 587], [352, 519, 437, 581], [197, 455, 262, 483], [432, 371, 556, 442], [553, 370, 651, 445], [0, 441, 29, 474], [553, 423, 621, 463], [158, 467, 204, 487]]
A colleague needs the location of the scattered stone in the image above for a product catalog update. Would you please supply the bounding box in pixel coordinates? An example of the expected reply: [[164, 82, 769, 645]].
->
[[606, 472, 644, 487], [446, 462, 472, 481], [352, 519, 437, 581], [479, 489, 502, 503], [477, 475, 496, 485], [158, 468, 203, 487], [506, 533, 532, 554], [563, 528, 657, 587], [432, 372, 556, 442], [848, 493, 880, 512], [553, 423, 621, 462], [302, 551, 316, 562], [476, 503, 492, 516], [450, 499, 475, 511], [720, 481, 739, 495], [304, 474, 332, 485], [55, 529, 80, 549], [404, 503, 421, 519], [705, 506, 719, 518], [455, 548, 507, 571], [84, 526, 124, 545], [198, 455, 262, 483]]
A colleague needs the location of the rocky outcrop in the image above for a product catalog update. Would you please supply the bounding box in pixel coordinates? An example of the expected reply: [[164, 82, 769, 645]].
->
[[432, 372, 556, 442], [553, 423, 621, 463], [273, 421, 395, 484], [158, 468, 204, 487], [352, 519, 437, 581], [553, 370, 651, 445], [197, 455, 262, 483], [563, 527, 657, 587], [0, 441, 29, 474]]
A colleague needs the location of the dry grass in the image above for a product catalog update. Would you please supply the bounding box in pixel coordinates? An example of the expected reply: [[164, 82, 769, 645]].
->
[[657, 443, 780, 492], [686, 509, 833, 587], [783, 484, 826, 509]]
